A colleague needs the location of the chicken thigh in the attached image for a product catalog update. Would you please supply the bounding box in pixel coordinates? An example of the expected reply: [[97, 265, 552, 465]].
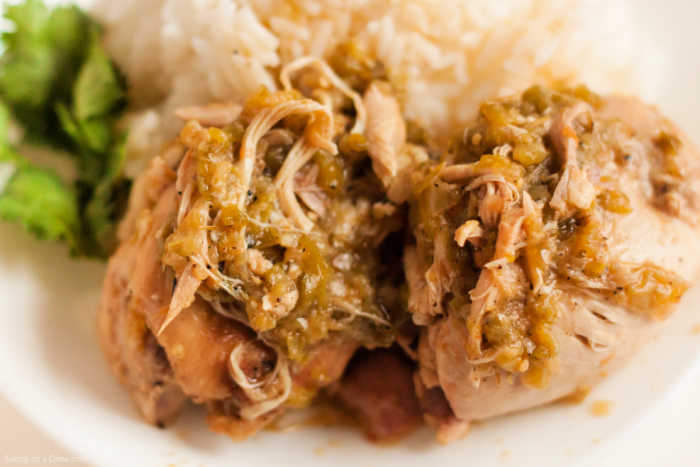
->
[[407, 86, 700, 427]]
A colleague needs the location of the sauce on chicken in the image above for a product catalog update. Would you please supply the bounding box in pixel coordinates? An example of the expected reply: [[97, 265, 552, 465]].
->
[[99, 52, 413, 436], [100, 73, 700, 442], [407, 86, 700, 430]]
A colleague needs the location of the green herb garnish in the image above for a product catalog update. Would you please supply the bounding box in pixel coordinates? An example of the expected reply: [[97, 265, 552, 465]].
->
[[0, 0, 129, 257]]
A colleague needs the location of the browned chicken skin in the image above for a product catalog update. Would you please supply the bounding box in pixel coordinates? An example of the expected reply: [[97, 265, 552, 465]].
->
[[98, 278, 186, 427]]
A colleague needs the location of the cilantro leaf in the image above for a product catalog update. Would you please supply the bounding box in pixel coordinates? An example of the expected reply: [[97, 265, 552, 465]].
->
[[56, 102, 112, 177], [0, 1, 130, 258], [73, 28, 124, 120], [84, 135, 130, 256], [0, 161, 80, 248], [0, 1, 91, 146]]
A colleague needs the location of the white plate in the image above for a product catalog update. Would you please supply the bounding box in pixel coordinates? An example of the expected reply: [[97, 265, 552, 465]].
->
[[1, 1, 700, 466]]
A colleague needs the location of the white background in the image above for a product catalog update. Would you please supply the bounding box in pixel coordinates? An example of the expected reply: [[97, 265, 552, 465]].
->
[[2, 369, 700, 466]]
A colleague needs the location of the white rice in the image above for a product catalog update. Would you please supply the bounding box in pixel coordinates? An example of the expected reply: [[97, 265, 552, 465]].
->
[[91, 0, 662, 176]]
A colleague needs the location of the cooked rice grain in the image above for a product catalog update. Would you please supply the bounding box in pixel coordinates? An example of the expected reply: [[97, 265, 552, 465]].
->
[[92, 0, 661, 176]]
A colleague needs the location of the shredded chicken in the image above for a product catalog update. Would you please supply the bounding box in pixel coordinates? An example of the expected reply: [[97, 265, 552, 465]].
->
[[175, 149, 196, 226], [424, 230, 456, 319], [403, 246, 432, 325], [409, 86, 700, 434], [364, 82, 406, 184], [280, 56, 366, 134], [228, 345, 292, 421], [160, 262, 204, 334], [549, 101, 596, 215], [454, 220, 484, 247], [159, 197, 213, 334], [441, 169, 520, 227], [331, 298, 391, 327], [522, 192, 547, 292], [292, 165, 326, 217], [102, 69, 700, 445], [362, 82, 425, 203], [262, 128, 296, 147], [117, 143, 182, 241], [275, 138, 319, 231], [240, 99, 335, 209], [439, 164, 474, 182]]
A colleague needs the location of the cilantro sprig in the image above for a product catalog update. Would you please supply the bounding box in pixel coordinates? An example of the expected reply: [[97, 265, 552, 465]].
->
[[0, 0, 129, 257]]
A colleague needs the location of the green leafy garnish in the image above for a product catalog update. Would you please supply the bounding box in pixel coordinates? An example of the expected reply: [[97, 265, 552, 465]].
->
[[83, 133, 130, 255], [0, 103, 81, 249], [0, 0, 90, 145], [0, 160, 81, 248], [73, 33, 125, 121], [0, 0, 129, 258]]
